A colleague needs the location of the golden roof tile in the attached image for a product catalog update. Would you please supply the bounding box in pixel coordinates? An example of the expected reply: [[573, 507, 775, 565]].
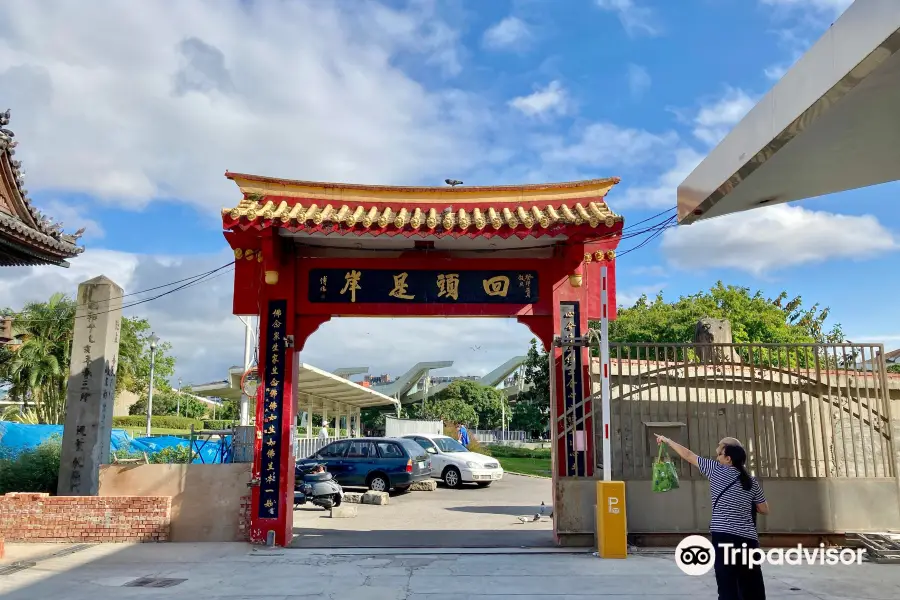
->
[[221, 174, 623, 235]]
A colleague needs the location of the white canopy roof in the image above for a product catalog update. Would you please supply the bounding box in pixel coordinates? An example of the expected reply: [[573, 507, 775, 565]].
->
[[678, 0, 900, 224], [296, 362, 399, 412]]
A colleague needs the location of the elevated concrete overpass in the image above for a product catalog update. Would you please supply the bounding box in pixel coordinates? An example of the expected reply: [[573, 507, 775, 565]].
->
[[402, 355, 528, 403], [678, 0, 900, 223]]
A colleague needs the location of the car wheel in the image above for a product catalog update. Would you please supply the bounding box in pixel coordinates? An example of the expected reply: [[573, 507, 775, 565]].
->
[[443, 466, 462, 489], [476, 482, 492, 488], [368, 473, 390, 492]]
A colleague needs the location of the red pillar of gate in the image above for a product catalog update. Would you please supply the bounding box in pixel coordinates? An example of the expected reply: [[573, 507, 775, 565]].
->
[[549, 265, 594, 481], [248, 230, 297, 547]]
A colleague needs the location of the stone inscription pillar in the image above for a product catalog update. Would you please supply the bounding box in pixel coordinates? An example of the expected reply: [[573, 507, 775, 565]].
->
[[58, 276, 123, 496]]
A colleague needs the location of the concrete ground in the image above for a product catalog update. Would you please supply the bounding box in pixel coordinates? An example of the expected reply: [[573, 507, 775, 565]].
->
[[291, 473, 554, 549], [2, 542, 899, 599]]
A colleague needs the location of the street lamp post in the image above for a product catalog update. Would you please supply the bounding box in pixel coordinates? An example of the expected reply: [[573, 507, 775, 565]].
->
[[176, 377, 182, 417], [145, 332, 160, 437]]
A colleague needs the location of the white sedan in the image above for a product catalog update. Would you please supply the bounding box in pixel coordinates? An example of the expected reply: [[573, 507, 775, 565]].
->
[[402, 434, 504, 488]]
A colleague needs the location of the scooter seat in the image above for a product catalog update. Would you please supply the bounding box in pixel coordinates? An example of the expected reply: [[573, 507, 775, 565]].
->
[[303, 472, 332, 482]]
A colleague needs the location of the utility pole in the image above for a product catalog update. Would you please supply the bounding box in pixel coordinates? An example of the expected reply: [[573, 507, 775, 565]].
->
[[176, 377, 182, 417], [145, 332, 160, 437]]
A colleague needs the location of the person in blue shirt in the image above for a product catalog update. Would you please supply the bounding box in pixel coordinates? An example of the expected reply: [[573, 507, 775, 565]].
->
[[457, 423, 470, 448]]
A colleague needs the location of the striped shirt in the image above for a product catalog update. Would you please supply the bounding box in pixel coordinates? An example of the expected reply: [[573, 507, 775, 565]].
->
[[697, 457, 766, 541]]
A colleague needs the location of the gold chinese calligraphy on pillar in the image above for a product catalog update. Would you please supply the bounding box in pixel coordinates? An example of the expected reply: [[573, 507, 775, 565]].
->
[[259, 298, 287, 520]]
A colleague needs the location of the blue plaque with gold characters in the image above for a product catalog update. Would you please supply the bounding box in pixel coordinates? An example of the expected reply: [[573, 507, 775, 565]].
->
[[309, 269, 538, 304]]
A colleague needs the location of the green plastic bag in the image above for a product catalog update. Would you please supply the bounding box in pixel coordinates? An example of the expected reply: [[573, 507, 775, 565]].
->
[[652, 442, 680, 493]]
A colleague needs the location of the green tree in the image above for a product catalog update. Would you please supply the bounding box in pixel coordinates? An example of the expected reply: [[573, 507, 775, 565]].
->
[[510, 400, 546, 438], [0, 293, 77, 424], [217, 399, 240, 421], [430, 380, 509, 429], [509, 338, 551, 437], [128, 388, 208, 419], [0, 297, 175, 424], [888, 364, 900, 374], [600, 282, 845, 347], [117, 317, 176, 397], [414, 394, 478, 428]]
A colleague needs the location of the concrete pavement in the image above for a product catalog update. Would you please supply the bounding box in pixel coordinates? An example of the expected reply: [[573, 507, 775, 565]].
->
[[2, 542, 899, 599], [292, 473, 554, 548]]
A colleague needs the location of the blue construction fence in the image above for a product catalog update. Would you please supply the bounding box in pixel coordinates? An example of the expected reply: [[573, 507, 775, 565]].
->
[[0, 422, 233, 464]]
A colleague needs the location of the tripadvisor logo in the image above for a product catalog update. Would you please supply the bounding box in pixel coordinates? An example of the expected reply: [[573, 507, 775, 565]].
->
[[675, 535, 865, 576]]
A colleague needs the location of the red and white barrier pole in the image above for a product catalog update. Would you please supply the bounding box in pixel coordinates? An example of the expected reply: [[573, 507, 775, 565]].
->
[[600, 266, 611, 481]]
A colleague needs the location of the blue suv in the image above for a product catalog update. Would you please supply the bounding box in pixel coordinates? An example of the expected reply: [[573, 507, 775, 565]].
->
[[296, 437, 432, 492]]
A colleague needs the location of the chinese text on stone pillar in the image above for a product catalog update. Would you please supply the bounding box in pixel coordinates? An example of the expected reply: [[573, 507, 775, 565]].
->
[[58, 276, 123, 496]]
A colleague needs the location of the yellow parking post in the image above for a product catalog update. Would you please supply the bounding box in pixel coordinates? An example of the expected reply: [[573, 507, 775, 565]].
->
[[596, 481, 627, 558]]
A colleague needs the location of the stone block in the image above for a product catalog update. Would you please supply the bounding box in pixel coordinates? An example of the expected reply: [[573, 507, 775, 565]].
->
[[330, 504, 358, 518], [342, 492, 363, 504], [409, 479, 437, 492], [361, 491, 390, 505]]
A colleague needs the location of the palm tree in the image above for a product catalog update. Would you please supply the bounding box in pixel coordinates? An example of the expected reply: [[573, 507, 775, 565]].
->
[[2, 293, 76, 424]]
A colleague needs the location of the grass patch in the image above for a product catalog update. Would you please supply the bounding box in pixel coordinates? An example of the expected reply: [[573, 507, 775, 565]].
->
[[499, 457, 551, 478]]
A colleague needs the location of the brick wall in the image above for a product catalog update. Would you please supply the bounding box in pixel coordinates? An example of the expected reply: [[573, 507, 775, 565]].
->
[[238, 495, 251, 542], [0, 493, 171, 542]]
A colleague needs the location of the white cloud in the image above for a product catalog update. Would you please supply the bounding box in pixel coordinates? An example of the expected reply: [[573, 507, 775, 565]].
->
[[483, 16, 532, 50], [509, 81, 570, 118], [32, 198, 105, 240], [616, 147, 704, 209], [0, 0, 483, 212], [660, 204, 900, 275], [540, 122, 679, 168], [0, 249, 536, 387], [595, 0, 660, 37], [627, 64, 651, 98], [692, 87, 757, 147]]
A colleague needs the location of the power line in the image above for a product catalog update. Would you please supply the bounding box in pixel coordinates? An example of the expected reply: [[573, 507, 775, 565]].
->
[[7, 262, 235, 325], [616, 216, 676, 258]]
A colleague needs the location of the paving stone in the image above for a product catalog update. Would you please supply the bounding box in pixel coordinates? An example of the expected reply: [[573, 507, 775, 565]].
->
[[342, 493, 363, 504], [361, 491, 390, 505], [409, 480, 437, 492], [330, 504, 358, 518]]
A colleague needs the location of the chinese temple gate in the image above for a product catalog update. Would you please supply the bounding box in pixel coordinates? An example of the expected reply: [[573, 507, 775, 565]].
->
[[221, 173, 623, 546]]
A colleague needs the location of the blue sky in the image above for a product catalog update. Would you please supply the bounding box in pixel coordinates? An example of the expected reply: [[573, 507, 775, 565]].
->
[[0, 0, 896, 384]]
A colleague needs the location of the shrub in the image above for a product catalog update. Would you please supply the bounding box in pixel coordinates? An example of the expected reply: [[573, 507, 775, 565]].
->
[[116, 445, 194, 464], [479, 445, 551, 459], [149, 445, 194, 464], [112, 415, 203, 430], [0, 436, 62, 495], [203, 420, 238, 430]]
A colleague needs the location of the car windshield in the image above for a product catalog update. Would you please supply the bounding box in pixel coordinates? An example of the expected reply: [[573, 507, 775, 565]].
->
[[433, 436, 467, 453]]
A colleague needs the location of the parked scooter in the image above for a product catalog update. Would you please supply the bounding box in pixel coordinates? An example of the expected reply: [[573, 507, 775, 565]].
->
[[294, 463, 343, 510]]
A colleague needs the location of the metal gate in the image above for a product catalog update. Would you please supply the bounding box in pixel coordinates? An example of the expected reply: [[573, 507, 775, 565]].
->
[[600, 342, 896, 481]]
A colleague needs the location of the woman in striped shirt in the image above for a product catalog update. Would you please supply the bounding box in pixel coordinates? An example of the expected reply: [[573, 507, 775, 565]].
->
[[655, 434, 770, 599]]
